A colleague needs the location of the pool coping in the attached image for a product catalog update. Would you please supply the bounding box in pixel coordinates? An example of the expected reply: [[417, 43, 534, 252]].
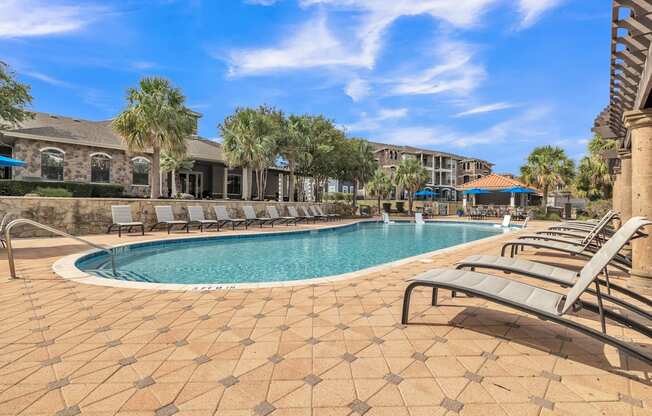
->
[[52, 219, 519, 291]]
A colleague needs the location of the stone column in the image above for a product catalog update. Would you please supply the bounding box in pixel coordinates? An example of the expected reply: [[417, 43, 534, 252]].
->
[[222, 167, 229, 200], [619, 150, 632, 222], [623, 110, 652, 288], [612, 163, 622, 217]]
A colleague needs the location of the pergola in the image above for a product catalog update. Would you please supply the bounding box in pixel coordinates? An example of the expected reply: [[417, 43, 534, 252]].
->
[[593, 0, 652, 288]]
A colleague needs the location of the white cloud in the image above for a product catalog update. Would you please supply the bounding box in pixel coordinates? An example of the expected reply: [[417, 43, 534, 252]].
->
[[345, 78, 371, 101], [517, 0, 563, 29], [454, 102, 516, 117], [344, 107, 409, 131], [0, 0, 107, 38], [130, 61, 157, 71], [245, 0, 279, 5], [22, 71, 73, 88]]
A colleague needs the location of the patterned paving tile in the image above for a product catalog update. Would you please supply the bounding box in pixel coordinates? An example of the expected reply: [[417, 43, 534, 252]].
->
[[349, 399, 371, 415]]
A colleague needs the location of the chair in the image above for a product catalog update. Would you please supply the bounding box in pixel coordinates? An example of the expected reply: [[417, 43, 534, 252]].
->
[[108, 206, 144, 237], [288, 206, 311, 223], [243, 205, 276, 227], [300, 206, 319, 222], [267, 206, 297, 226], [213, 206, 248, 230], [0, 213, 10, 247], [401, 217, 652, 365], [308, 206, 329, 221], [151, 206, 190, 234], [187, 206, 219, 232], [314, 205, 340, 220]]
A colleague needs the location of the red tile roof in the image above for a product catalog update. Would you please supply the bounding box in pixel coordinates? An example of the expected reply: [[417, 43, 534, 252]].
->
[[459, 173, 536, 191]]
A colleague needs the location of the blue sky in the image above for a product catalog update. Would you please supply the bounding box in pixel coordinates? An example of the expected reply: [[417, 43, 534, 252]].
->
[[0, 0, 610, 173]]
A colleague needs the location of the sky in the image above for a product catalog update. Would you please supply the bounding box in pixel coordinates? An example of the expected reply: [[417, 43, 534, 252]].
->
[[0, 0, 611, 173]]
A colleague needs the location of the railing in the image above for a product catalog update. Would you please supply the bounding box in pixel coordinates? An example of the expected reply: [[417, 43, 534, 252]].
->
[[4, 219, 116, 279]]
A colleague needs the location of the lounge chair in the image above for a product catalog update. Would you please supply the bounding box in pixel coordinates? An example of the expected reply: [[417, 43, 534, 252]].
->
[[108, 206, 145, 237], [0, 213, 10, 247], [287, 206, 311, 223], [243, 205, 276, 227], [267, 206, 297, 226], [151, 206, 190, 234], [314, 205, 340, 221], [213, 206, 248, 230], [401, 216, 652, 365], [456, 217, 652, 320], [308, 206, 329, 221], [415, 212, 425, 225], [187, 206, 219, 232], [300, 206, 320, 222]]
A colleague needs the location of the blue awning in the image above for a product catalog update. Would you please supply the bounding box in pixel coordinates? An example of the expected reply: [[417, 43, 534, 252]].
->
[[414, 189, 438, 197], [463, 188, 490, 195], [500, 186, 536, 193], [0, 155, 26, 167]]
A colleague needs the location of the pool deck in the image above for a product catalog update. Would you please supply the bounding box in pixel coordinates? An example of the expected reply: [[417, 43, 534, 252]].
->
[[0, 217, 650, 415]]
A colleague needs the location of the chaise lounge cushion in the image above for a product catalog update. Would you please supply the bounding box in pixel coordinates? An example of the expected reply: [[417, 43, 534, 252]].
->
[[459, 255, 577, 285]]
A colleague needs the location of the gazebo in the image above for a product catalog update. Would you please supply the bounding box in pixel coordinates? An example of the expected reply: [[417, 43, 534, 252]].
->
[[458, 174, 539, 209]]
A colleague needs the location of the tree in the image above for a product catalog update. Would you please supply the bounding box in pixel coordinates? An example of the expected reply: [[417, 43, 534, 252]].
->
[[344, 139, 378, 207], [160, 152, 194, 197], [279, 115, 311, 202], [395, 158, 429, 214], [520, 145, 575, 212], [112, 77, 195, 199], [0, 61, 33, 130], [574, 134, 617, 200], [367, 168, 393, 214]]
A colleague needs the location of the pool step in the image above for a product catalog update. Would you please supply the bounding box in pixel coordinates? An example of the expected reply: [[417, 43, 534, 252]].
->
[[90, 269, 154, 282]]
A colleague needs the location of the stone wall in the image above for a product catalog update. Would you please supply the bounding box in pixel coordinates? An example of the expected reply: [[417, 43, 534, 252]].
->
[[0, 196, 337, 238]]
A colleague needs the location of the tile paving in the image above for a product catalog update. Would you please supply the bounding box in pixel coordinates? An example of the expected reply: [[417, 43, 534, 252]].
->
[[0, 218, 650, 415]]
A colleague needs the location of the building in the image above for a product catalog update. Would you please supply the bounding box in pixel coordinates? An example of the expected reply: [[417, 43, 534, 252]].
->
[[592, 0, 652, 288], [0, 112, 290, 200], [458, 173, 539, 207], [370, 142, 493, 201]]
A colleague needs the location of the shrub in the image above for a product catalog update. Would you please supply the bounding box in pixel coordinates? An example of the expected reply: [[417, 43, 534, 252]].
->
[[382, 202, 392, 213], [395, 201, 405, 213], [0, 180, 124, 198], [582, 199, 611, 219], [33, 187, 73, 198]]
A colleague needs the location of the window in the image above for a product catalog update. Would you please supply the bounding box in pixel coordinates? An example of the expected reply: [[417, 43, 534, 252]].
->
[[0, 145, 12, 179], [227, 174, 241, 195], [41, 148, 64, 181], [91, 153, 111, 183], [132, 157, 150, 186]]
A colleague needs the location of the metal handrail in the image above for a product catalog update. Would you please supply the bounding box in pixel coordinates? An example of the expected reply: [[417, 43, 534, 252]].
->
[[4, 219, 116, 279]]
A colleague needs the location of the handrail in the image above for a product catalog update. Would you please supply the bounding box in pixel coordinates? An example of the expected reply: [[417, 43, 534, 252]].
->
[[4, 219, 116, 279]]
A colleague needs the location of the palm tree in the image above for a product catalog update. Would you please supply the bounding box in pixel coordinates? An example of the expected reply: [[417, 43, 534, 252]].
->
[[347, 139, 378, 207], [574, 134, 616, 200], [112, 77, 195, 199], [395, 158, 429, 214], [367, 169, 393, 214], [520, 146, 575, 212], [160, 152, 195, 197]]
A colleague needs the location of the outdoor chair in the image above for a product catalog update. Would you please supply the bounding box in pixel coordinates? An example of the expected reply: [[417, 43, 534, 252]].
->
[[401, 216, 652, 365], [267, 206, 297, 226], [151, 206, 190, 234], [287, 206, 311, 223], [0, 213, 10, 248], [243, 205, 276, 227], [187, 206, 219, 232], [213, 206, 248, 230], [300, 206, 320, 222], [107, 206, 145, 237], [308, 206, 329, 221], [314, 205, 340, 220]]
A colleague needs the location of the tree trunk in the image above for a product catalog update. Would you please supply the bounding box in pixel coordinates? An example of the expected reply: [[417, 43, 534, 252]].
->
[[288, 162, 296, 202], [171, 169, 177, 197], [408, 193, 414, 214], [352, 180, 358, 207], [377, 196, 381, 215], [261, 168, 269, 201], [151, 146, 161, 199], [543, 186, 549, 214]]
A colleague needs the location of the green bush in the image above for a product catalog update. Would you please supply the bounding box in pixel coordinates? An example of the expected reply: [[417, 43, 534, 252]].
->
[[33, 187, 73, 198], [582, 199, 611, 219], [0, 180, 124, 198]]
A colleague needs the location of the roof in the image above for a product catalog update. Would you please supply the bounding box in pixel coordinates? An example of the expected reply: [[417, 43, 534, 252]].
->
[[1, 112, 225, 163], [458, 173, 537, 191], [368, 140, 474, 161]]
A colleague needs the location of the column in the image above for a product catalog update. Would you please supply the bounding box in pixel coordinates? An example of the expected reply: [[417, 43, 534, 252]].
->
[[510, 192, 515, 208], [242, 167, 250, 200], [611, 163, 622, 218], [619, 149, 632, 221], [222, 167, 229, 199], [623, 110, 652, 288], [278, 173, 284, 201]]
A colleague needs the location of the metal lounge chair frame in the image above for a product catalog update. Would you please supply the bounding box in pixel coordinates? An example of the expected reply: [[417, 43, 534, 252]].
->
[[0, 213, 10, 248], [287, 206, 310, 223], [213, 206, 248, 230], [107, 206, 145, 237], [401, 217, 652, 365], [308, 206, 329, 221], [267, 206, 297, 226], [187, 206, 219, 232], [299, 206, 318, 223], [313, 205, 339, 220], [150, 206, 190, 234], [243, 206, 276, 228]]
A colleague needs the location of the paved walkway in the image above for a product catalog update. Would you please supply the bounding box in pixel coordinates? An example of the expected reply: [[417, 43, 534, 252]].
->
[[0, 219, 650, 415]]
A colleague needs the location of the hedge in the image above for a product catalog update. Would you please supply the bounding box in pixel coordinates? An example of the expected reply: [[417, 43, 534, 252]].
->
[[0, 180, 124, 198]]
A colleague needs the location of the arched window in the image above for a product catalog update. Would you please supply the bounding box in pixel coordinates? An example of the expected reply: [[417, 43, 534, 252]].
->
[[41, 148, 65, 181], [91, 153, 111, 183], [132, 157, 150, 186]]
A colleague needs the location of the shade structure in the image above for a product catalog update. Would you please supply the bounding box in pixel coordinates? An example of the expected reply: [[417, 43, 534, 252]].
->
[[0, 155, 26, 167], [463, 188, 490, 195], [414, 189, 438, 197], [500, 186, 536, 194]]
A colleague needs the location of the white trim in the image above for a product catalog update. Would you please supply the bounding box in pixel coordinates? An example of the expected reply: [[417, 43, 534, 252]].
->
[[90, 152, 112, 159], [131, 156, 150, 163], [40, 146, 65, 154]]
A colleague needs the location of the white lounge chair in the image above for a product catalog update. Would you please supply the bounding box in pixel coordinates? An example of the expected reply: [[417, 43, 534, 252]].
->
[[151, 206, 190, 234], [313, 205, 339, 221], [187, 206, 219, 232], [402, 216, 652, 365], [288, 206, 311, 223], [308, 206, 329, 221], [300, 206, 319, 222], [0, 213, 10, 247], [214, 206, 248, 230], [243, 205, 276, 227], [108, 206, 144, 237], [267, 206, 297, 226]]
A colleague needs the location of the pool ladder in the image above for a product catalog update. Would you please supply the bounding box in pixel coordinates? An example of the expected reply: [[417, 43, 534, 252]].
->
[[3, 218, 117, 279]]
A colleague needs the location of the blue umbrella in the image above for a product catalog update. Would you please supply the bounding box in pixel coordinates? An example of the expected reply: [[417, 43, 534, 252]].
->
[[463, 188, 490, 195], [0, 155, 26, 167], [500, 186, 536, 194], [414, 189, 438, 197]]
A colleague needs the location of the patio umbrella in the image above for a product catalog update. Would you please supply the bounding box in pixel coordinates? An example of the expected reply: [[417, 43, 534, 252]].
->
[[500, 186, 535, 208], [462, 188, 490, 195], [414, 189, 438, 197], [0, 155, 26, 167]]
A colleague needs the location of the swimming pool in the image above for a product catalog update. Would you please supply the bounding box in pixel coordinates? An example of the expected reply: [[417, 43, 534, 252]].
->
[[75, 221, 507, 286]]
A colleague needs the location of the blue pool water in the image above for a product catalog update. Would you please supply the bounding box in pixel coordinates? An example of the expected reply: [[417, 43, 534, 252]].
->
[[77, 221, 506, 285]]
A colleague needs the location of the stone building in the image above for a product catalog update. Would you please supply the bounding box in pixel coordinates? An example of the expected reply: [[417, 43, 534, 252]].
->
[[0, 112, 290, 200]]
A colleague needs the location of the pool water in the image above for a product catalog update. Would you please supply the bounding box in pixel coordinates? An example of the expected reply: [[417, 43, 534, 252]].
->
[[77, 221, 506, 285]]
